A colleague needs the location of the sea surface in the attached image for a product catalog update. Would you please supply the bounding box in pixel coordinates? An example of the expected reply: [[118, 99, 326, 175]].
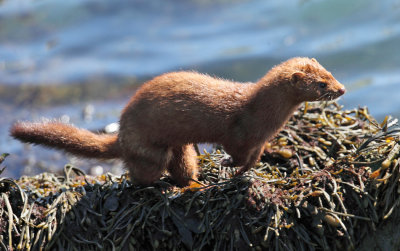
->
[[1, 0, 399, 178]]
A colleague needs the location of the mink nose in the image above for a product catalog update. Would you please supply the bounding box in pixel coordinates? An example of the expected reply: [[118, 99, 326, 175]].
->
[[338, 88, 346, 95]]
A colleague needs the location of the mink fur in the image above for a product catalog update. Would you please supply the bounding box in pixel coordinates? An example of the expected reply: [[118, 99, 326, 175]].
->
[[10, 57, 345, 186]]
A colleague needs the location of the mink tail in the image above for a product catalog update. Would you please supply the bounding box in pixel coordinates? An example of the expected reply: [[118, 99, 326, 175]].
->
[[10, 121, 121, 159]]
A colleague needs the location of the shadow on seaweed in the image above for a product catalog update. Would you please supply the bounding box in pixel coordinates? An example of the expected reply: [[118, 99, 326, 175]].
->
[[45, 172, 259, 250]]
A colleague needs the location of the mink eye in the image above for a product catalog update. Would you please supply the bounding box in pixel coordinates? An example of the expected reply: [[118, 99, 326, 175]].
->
[[318, 82, 327, 88]]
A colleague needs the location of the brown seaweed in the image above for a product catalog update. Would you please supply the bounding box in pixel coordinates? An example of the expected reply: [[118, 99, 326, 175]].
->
[[1, 101, 400, 250]]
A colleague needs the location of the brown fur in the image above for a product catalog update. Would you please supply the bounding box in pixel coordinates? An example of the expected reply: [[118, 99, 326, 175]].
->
[[10, 57, 345, 186]]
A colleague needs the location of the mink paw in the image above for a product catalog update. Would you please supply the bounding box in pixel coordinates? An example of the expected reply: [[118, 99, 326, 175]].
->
[[221, 156, 234, 167]]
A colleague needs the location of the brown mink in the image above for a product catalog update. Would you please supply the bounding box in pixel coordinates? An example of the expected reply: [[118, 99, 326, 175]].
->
[[10, 57, 345, 186]]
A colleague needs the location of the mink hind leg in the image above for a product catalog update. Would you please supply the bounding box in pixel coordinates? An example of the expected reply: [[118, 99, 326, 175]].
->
[[167, 144, 199, 187], [123, 144, 172, 186]]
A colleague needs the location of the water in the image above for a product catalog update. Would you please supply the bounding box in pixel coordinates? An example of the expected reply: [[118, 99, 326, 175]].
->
[[1, 0, 399, 177]]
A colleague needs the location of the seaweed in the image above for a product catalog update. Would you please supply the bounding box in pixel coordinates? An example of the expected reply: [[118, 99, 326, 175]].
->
[[1, 101, 400, 250]]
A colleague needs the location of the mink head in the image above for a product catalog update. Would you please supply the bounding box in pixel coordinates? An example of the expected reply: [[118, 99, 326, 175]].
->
[[262, 57, 346, 102], [285, 57, 346, 102]]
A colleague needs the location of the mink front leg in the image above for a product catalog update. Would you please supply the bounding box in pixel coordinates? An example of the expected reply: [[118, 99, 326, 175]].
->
[[234, 145, 264, 176], [221, 145, 253, 168], [221, 144, 265, 175]]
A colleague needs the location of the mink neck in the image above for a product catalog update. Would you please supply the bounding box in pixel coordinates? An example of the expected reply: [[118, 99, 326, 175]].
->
[[246, 79, 302, 138]]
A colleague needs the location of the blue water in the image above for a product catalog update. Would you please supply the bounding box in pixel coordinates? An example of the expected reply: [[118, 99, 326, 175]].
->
[[1, 0, 399, 177]]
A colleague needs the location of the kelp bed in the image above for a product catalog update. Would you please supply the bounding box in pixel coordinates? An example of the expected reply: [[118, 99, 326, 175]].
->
[[1, 101, 400, 251]]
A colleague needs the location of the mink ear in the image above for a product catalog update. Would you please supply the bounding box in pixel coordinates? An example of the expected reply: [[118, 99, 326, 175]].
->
[[311, 58, 317, 62], [291, 72, 305, 83]]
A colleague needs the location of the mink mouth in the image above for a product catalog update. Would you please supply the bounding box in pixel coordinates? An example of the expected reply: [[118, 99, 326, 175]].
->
[[317, 91, 343, 101]]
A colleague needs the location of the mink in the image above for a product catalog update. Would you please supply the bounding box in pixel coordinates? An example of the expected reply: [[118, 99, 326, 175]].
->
[[10, 57, 345, 186]]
